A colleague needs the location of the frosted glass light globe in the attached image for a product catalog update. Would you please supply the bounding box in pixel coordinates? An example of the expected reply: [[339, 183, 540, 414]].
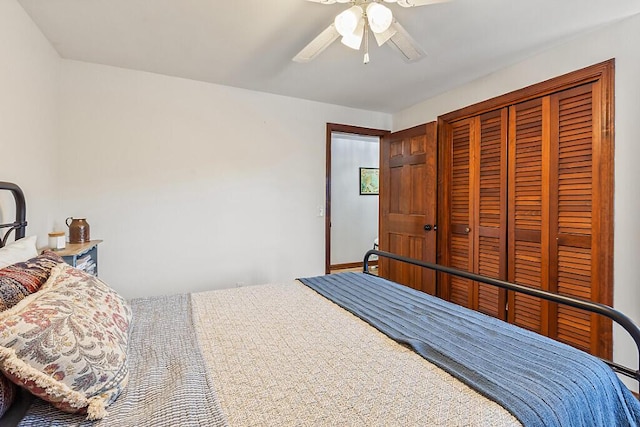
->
[[341, 18, 365, 50], [367, 2, 393, 34], [334, 6, 364, 37]]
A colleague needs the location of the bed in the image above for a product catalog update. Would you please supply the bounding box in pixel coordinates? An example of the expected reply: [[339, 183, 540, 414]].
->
[[0, 181, 639, 426]]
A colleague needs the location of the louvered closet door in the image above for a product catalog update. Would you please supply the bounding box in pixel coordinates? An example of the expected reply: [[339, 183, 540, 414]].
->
[[443, 119, 474, 308], [439, 60, 614, 359], [551, 83, 610, 356], [442, 111, 508, 316], [508, 98, 549, 335], [507, 82, 611, 357], [444, 85, 609, 355], [474, 110, 508, 318]]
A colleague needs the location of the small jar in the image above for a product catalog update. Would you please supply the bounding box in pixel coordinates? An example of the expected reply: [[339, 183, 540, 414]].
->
[[48, 232, 66, 250]]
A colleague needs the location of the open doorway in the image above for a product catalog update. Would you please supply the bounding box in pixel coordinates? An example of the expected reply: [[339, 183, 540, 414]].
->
[[325, 123, 389, 274]]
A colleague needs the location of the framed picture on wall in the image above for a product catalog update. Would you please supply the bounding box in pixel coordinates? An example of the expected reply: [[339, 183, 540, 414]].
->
[[359, 167, 379, 195]]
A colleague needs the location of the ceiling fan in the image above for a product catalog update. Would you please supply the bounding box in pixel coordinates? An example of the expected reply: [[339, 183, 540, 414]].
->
[[293, 0, 450, 64]]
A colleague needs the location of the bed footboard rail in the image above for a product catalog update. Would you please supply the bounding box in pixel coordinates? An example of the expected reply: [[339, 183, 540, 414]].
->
[[363, 249, 640, 384], [0, 182, 27, 247]]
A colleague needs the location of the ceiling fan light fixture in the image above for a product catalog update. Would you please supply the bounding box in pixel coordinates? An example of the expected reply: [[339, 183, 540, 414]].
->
[[296, 0, 436, 63], [340, 18, 365, 50], [366, 2, 393, 34], [334, 5, 363, 37]]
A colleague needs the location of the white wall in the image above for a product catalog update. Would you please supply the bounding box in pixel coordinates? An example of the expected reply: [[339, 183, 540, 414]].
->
[[330, 134, 379, 265], [0, 0, 60, 246], [56, 60, 390, 298], [393, 14, 640, 390]]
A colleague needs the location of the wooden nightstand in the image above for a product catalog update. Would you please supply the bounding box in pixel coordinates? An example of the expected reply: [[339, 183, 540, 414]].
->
[[52, 240, 102, 276]]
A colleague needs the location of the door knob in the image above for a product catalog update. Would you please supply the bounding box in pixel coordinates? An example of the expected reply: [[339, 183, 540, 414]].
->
[[465, 227, 471, 233], [424, 225, 432, 231]]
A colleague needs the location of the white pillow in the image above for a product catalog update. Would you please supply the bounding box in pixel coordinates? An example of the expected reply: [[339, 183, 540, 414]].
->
[[0, 236, 38, 269]]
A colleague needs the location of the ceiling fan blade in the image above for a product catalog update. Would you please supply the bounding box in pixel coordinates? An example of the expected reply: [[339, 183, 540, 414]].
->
[[293, 24, 340, 63], [373, 26, 398, 47], [397, 0, 451, 7], [305, 0, 351, 3], [386, 21, 426, 62]]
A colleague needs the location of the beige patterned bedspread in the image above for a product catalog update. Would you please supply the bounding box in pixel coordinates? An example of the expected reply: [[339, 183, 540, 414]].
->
[[191, 281, 522, 426]]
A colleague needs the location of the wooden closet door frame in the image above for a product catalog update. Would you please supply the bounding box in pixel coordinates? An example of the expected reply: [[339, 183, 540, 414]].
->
[[437, 60, 614, 357]]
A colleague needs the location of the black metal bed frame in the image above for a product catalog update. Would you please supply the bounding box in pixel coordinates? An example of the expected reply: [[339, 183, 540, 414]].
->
[[364, 249, 640, 385], [0, 182, 27, 248]]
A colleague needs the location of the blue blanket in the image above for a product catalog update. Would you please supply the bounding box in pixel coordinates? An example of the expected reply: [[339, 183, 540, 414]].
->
[[299, 272, 640, 427]]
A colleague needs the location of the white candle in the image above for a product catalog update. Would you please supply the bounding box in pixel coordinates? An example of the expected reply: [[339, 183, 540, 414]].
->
[[48, 231, 66, 250]]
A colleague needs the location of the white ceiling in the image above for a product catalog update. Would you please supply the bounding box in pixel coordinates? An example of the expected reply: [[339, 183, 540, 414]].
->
[[17, 0, 640, 113]]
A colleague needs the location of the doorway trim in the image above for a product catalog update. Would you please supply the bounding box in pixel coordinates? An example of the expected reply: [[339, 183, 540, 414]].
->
[[325, 123, 389, 274]]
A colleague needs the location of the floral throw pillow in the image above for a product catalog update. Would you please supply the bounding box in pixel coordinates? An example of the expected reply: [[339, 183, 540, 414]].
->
[[0, 251, 65, 311], [0, 263, 132, 420]]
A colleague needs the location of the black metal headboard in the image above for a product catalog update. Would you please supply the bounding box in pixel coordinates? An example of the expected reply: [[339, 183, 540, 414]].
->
[[0, 182, 27, 248]]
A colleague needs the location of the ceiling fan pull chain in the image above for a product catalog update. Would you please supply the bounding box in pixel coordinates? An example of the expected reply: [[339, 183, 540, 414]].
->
[[364, 23, 370, 64]]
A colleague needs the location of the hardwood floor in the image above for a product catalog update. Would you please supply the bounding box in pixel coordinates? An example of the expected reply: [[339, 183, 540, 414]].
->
[[330, 265, 378, 276]]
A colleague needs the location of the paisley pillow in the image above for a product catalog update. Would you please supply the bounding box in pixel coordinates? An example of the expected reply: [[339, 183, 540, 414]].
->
[[0, 251, 65, 311], [0, 263, 131, 420], [0, 247, 62, 417]]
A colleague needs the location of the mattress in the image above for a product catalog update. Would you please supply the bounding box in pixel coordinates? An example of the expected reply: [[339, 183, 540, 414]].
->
[[17, 280, 520, 426], [15, 275, 640, 426], [192, 280, 520, 426]]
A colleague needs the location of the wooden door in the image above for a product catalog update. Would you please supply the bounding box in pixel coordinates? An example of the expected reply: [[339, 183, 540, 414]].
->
[[439, 118, 474, 306], [440, 110, 508, 317], [438, 60, 614, 359], [508, 97, 548, 334], [508, 82, 613, 358], [551, 83, 610, 356], [475, 110, 508, 318], [379, 123, 437, 295]]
